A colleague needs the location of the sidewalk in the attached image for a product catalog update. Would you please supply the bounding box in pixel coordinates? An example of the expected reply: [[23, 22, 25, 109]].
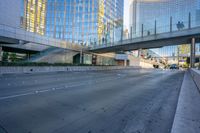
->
[[171, 71, 200, 133]]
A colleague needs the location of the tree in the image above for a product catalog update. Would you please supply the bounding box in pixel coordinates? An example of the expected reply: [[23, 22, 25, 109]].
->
[[2, 52, 8, 62], [9, 53, 17, 62]]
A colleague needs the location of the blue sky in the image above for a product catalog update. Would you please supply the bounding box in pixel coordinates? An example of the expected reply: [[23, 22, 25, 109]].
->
[[124, 0, 130, 29]]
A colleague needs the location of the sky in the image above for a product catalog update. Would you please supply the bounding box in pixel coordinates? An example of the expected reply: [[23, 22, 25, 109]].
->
[[124, 0, 131, 29]]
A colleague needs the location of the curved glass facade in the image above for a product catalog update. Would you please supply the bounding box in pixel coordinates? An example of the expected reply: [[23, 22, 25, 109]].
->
[[21, 0, 124, 46], [46, 0, 98, 44], [45, 0, 124, 46]]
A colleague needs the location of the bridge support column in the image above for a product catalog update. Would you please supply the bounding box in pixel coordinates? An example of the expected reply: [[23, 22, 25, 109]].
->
[[190, 38, 196, 68], [80, 50, 83, 64], [27, 52, 30, 61], [124, 59, 127, 66], [138, 49, 141, 58], [177, 47, 180, 66]]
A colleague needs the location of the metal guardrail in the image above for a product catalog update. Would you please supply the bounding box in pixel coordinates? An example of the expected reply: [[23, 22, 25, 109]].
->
[[0, 24, 87, 51]]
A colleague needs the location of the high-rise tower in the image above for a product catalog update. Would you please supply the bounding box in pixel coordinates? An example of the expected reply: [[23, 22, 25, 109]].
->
[[45, 0, 124, 45], [130, 0, 200, 36], [23, 0, 46, 35]]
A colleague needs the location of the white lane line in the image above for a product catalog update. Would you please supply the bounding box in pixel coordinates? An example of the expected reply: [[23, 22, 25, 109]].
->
[[38, 89, 51, 93], [0, 92, 34, 100], [0, 77, 120, 101], [0, 85, 80, 101]]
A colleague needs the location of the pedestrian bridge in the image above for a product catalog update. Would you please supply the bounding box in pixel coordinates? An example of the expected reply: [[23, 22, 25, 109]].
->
[[0, 24, 86, 52], [1, 23, 200, 53], [90, 26, 200, 53]]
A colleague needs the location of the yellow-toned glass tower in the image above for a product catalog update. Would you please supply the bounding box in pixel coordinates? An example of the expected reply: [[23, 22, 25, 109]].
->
[[45, 0, 124, 46], [23, 0, 46, 35]]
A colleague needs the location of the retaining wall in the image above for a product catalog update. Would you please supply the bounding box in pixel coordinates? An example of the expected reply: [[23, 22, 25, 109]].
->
[[0, 66, 141, 74]]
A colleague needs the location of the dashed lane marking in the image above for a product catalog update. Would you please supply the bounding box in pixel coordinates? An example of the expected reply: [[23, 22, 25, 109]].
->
[[0, 92, 34, 100], [0, 77, 120, 101]]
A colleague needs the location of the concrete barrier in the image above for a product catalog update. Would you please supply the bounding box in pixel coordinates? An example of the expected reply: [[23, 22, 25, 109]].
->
[[190, 68, 200, 90], [139, 61, 154, 69], [0, 66, 141, 74]]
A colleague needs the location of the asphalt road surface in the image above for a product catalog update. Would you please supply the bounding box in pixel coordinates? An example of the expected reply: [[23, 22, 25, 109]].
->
[[0, 69, 184, 133]]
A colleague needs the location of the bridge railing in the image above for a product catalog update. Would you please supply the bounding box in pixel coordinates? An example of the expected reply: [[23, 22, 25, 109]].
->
[[0, 23, 86, 51], [91, 13, 200, 50]]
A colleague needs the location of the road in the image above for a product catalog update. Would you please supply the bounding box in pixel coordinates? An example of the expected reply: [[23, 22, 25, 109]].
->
[[0, 69, 184, 133]]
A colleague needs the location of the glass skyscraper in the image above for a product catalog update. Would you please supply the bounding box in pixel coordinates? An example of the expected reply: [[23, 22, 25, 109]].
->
[[44, 0, 123, 45], [130, 0, 200, 36], [129, 0, 200, 58], [22, 0, 47, 35], [21, 0, 124, 46]]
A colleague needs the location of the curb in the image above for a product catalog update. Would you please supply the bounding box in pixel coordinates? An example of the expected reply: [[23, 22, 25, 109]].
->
[[171, 71, 200, 133]]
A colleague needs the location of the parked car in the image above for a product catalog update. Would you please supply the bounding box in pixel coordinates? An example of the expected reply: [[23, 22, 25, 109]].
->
[[170, 64, 179, 69]]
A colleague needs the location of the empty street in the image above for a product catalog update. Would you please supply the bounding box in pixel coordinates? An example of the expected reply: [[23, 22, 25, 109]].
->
[[0, 69, 184, 133]]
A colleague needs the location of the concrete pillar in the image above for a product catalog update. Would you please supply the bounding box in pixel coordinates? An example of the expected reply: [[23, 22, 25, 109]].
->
[[124, 59, 127, 66], [0, 46, 2, 61], [190, 38, 196, 68], [138, 49, 141, 58], [177, 47, 180, 66], [27, 52, 30, 61], [80, 50, 83, 64]]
